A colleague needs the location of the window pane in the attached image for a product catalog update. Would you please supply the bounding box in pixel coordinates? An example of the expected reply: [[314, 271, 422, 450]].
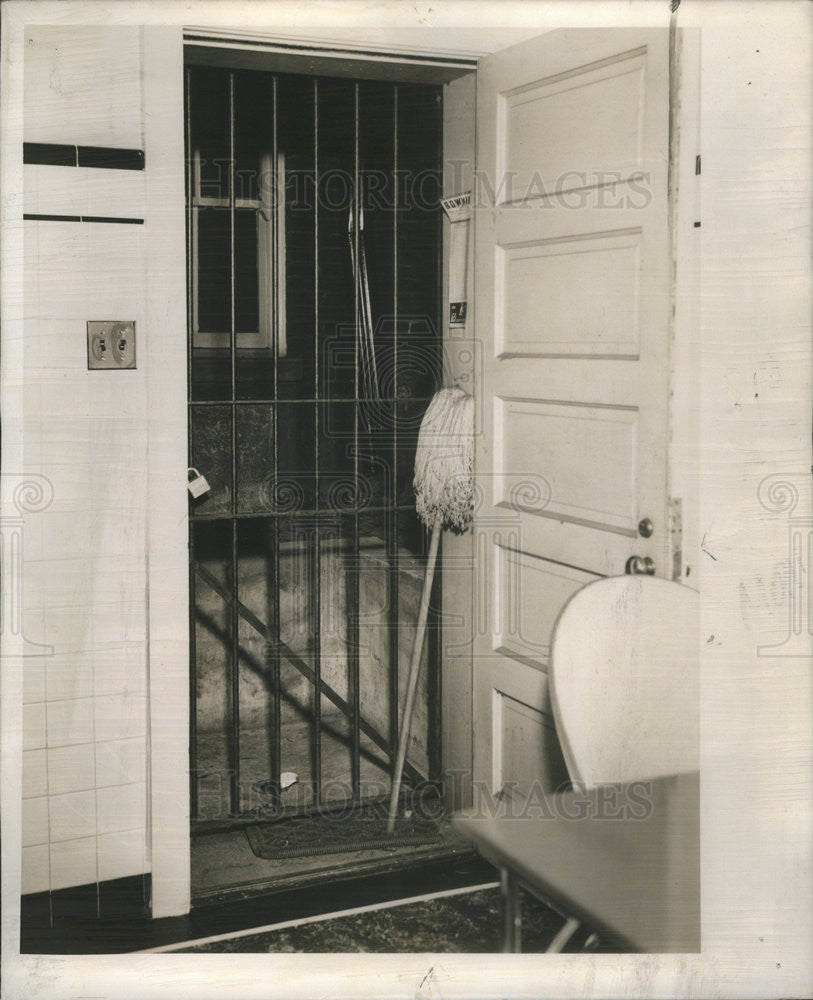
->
[[197, 207, 231, 334], [234, 70, 274, 203], [235, 208, 259, 334], [189, 67, 230, 201], [278, 73, 316, 400]]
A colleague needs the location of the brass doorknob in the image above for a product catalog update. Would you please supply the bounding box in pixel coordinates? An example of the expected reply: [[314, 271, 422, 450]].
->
[[625, 555, 655, 575]]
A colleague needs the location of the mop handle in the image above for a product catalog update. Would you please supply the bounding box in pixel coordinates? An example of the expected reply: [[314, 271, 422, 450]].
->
[[358, 236, 378, 395], [386, 520, 442, 834]]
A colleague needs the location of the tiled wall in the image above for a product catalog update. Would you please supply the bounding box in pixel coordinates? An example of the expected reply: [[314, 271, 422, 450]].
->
[[20, 26, 150, 895]]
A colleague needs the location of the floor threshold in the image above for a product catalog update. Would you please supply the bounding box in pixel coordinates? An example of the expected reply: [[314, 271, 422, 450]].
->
[[21, 852, 496, 955], [192, 840, 470, 907]]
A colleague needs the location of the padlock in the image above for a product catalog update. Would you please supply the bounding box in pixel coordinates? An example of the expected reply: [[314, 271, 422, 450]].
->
[[187, 467, 211, 499]]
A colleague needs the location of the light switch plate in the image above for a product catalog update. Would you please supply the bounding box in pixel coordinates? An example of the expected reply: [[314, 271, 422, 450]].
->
[[87, 321, 136, 370]]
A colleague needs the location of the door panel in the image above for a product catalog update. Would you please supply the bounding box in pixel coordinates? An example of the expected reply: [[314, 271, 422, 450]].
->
[[472, 28, 673, 800], [493, 689, 570, 801], [500, 49, 648, 201], [495, 397, 640, 530], [493, 545, 596, 666], [497, 231, 642, 357]]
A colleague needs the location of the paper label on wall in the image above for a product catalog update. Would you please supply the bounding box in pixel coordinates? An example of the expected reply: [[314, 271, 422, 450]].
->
[[448, 210, 470, 330], [449, 301, 467, 326]]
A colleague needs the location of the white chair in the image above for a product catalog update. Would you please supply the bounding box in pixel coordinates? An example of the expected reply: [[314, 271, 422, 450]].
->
[[533, 575, 700, 951], [453, 574, 700, 953], [537, 574, 699, 951], [549, 574, 699, 790]]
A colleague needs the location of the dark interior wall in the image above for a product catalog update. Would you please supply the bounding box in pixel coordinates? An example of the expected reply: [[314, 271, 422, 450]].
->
[[185, 66, 444, 814], [187, 67, 442, 539]]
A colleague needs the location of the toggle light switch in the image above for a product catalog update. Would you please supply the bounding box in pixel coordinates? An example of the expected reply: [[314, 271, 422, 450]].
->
[[87, 321, 136, 369]]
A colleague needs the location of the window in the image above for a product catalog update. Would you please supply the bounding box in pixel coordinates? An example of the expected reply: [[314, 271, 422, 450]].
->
[[188, 74, 286, 354]]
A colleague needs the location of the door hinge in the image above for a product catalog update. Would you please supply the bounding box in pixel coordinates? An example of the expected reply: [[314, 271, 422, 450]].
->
[[670, 498, 683, 581]]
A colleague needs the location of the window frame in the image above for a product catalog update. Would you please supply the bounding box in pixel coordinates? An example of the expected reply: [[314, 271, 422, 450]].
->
[[190, 147, 286, 355]]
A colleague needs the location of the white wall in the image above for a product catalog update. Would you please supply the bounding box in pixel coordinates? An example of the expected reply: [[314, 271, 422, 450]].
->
[[14, 25, 189, 912], [693, 6, 811, 979], [19, 26, 150, 896]]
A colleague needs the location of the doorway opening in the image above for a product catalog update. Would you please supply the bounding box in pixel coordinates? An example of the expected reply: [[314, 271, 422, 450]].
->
[[185, 62, 455, 899]]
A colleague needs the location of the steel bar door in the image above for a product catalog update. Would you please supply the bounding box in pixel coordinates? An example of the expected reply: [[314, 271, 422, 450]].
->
[[185, 64, 444, 831]]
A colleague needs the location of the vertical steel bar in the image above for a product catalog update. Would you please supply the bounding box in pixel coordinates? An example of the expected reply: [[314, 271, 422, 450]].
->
[[350, 82, 361, 799], [271, 77, 280, 510], [266, 513, 279, 813], [309, 519, 321, 805], [228, 71, 241, 816], [389, 85, 400, 775], [185, 67, 199, 823], [270, 512, 280, 808], [312, 78, 322, 805], [428, 103, 444, 785], [271, 76, 282, 808]]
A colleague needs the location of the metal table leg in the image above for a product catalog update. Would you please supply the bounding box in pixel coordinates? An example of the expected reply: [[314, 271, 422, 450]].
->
[[501, 867, 522, 953]]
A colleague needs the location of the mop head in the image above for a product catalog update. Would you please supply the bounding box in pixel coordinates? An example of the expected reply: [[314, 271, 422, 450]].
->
[[413, 387, 474, 534]]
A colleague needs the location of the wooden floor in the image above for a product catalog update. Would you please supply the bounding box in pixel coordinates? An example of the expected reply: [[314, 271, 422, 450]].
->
[[192, 715, 457, 901]]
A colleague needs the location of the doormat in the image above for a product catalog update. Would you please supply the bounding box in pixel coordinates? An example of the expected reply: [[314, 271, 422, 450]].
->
[[245, 805, 442, 860]]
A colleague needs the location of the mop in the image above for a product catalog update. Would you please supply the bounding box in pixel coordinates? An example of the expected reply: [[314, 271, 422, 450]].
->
[[386, 386, 475, 832]]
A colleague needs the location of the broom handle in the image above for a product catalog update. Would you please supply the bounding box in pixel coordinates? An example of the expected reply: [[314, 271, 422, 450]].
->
[[387, 520, 442, 833]]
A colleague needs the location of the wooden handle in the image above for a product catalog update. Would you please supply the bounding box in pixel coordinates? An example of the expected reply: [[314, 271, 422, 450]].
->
[[386, 521, 442, 833]]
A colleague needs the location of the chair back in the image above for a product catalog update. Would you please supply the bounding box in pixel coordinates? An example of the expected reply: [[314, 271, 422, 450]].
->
[[549, 575, 699, 788]]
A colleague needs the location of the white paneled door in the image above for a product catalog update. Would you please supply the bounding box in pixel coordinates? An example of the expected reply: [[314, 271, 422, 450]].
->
[[471, 29, 676, 802]]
